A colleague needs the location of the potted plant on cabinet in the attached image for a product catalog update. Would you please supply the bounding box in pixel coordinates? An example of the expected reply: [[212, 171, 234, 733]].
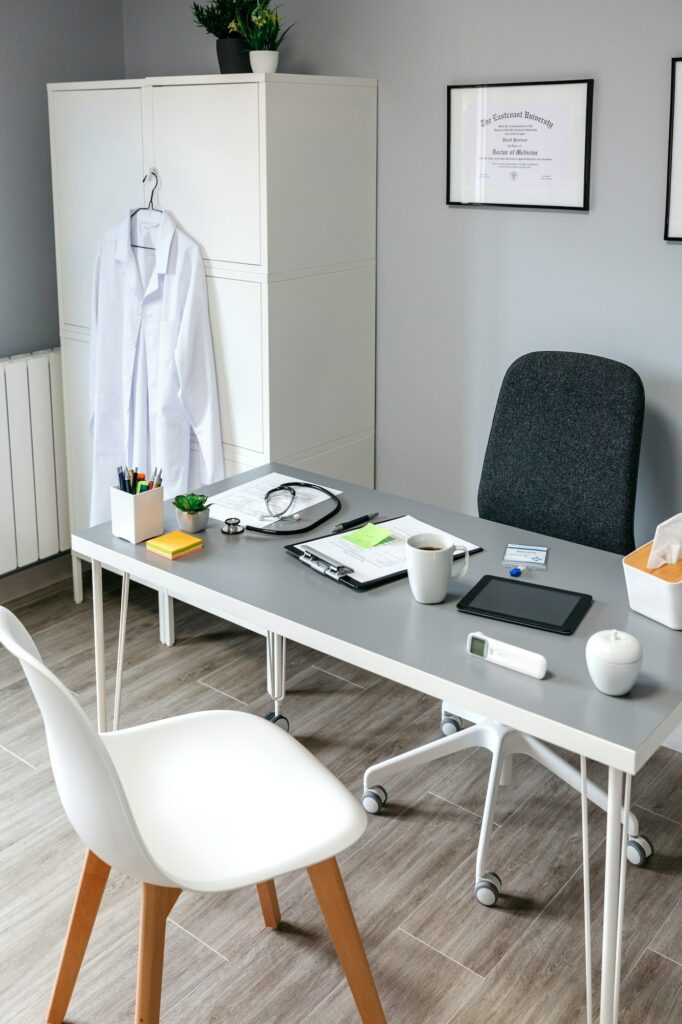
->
[[173, 493, 212, 533], [192, 0, 253, 74], [235, 1, 293, 73]]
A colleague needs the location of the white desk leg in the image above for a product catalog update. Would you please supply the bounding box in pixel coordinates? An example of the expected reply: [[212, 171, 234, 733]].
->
[[613, 774, 632, 1023], [91, 559, 107, 733], [266, 632, 289, 731], [600, 767, 625, 1024], [158, 590, 175, 647], [112, 572, 130, 732], [72, 553, 84, 605]]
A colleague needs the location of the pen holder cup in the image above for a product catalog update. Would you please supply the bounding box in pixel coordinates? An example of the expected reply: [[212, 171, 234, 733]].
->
[[111, 486, 165, 544], [623, 541, 682, 630]]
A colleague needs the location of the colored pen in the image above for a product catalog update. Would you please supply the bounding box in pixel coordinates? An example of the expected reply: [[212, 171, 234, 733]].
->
[[331, 513, 379, 534]]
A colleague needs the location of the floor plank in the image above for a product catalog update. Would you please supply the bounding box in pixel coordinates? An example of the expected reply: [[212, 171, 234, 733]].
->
[[300, 927, 483, 1024], [429, 748, 550, 825], [449, 807, 682, 1024], [620, 948, 682, 1024], [633, 750, 682, 825], [650, 894, 682, 966], [402, 773, 606, 976]]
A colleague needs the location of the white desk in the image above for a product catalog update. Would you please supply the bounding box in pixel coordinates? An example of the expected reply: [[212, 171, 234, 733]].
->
[[71, 464, 682, 1024]]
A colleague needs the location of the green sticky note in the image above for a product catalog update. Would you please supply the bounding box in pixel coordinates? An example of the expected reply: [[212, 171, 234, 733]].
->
[[345, 523, 393, 548]]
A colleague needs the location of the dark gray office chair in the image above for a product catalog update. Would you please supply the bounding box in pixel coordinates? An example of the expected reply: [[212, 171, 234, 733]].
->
[[477, 351, 645, 555], [362, 351, 652, 907]]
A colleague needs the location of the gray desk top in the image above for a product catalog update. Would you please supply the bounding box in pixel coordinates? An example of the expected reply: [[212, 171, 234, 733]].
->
[[73, 464, 682, 773]]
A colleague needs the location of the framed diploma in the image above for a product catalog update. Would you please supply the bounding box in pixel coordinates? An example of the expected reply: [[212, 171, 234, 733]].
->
[[665, 59, 682, 239], [447, 79, 594, 210]]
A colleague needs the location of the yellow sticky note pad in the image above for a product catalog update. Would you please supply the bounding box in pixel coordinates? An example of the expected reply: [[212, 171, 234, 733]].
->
[[345, 523, 393, 548]]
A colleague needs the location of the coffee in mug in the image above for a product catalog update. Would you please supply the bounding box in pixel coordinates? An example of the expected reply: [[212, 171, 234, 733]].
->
[[406, 532, 469, 604]]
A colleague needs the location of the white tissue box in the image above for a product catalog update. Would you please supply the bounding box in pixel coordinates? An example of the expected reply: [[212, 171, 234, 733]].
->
[[111, 486, 165, 544], [623, 541, 682, 630]]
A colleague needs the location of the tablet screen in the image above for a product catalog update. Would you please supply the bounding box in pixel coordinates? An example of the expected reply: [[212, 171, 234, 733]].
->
[[457, 575, 592, 634]]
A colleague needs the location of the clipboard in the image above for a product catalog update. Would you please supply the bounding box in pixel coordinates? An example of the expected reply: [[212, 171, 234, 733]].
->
[[285, 517, 482, 591]]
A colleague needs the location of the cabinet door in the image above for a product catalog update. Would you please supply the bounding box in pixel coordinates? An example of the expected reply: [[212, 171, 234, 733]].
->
[[152, 84, 261, 265], [268, 268, 375, 458], [207, 276, 264, 453], [50, 88, 144, 330], [60, 336, 92, 534]]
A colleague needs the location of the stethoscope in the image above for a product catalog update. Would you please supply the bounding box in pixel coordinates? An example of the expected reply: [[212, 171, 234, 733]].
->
[[221, 481, 342, 537]]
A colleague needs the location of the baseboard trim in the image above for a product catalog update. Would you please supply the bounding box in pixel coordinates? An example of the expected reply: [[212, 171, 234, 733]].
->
[[664, 726, 682, 754]]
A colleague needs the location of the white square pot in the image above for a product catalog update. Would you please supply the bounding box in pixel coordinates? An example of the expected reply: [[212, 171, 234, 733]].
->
[[110, 486, 165, 544]]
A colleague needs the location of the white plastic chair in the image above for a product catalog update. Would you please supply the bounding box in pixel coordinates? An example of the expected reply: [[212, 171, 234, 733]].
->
[[0, 607, 386, 1024]]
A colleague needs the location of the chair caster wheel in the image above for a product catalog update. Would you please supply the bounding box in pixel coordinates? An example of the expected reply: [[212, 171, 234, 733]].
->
[[265, 711, 290, 732], [362, 785, 388, 815], [627, 834, 653, 867], [474, 872, 502, 907], [441, 715, 462, 737]]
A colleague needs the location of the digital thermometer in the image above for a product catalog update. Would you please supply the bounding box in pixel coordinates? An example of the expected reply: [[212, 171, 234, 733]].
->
[[466, 631, 547, 679]]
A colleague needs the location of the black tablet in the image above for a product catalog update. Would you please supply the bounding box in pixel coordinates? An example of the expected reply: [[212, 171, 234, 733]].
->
[[457, 575, 592, 635]]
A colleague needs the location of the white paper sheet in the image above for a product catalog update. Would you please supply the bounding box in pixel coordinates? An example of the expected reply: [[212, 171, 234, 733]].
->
[[208, 472, 342, 528], [297, 515, 480, 585]]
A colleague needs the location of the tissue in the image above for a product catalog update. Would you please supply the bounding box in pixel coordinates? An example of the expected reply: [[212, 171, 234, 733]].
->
[[647, 512, 682, 569]]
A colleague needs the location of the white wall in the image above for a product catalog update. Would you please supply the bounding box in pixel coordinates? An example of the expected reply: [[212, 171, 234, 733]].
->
[[106, 2, 682, 537], [0, 0, 125, 359]]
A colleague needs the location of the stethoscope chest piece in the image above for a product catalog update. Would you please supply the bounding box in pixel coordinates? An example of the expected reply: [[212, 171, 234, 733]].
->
[[222, 517, 245, 535]]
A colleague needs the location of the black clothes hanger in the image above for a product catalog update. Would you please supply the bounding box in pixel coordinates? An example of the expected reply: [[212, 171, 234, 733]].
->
[[130, 171, 161, 251]]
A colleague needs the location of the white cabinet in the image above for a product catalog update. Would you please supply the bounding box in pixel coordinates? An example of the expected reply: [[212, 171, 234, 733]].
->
[[206, 276, 263, 453], [48, 73, 377, 536], [152, 84, 262, 265], [49, 87, 145, 332], [60, 335, 92, 535]]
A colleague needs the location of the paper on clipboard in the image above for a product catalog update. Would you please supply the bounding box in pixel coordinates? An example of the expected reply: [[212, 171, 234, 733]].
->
[[298, 515, 479, 585]]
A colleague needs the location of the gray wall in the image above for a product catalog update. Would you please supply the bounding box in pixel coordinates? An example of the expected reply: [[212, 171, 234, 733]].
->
[[122, 0, 682, 539], [14, 0, 682, 538], [0, 0, 125, 359]]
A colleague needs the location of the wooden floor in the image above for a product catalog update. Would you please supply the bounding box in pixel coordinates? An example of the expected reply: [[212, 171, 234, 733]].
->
[[1, 574, 680, 1023]]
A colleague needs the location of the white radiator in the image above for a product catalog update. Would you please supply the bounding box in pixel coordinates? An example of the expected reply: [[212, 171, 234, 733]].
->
[[0, 349, 70, 574]]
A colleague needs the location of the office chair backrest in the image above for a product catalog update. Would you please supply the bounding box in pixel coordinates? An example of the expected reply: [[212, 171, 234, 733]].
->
[[477, 351, 645, 554], [0, 607, 168, 885]]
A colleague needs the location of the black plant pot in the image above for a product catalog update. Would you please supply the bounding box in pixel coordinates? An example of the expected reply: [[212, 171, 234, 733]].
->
[[216, 36, 251, 74]]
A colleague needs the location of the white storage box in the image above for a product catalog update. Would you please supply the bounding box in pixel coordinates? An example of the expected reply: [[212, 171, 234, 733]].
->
[[623, 541, 682, 630], [110, 486, 165, 544]]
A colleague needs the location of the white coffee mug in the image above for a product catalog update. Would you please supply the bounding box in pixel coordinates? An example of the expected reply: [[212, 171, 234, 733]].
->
[[406, 532, 469, 604]]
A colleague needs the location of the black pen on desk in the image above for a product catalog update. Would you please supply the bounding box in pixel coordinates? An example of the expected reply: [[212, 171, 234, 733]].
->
[[331, 513, 379, 534]]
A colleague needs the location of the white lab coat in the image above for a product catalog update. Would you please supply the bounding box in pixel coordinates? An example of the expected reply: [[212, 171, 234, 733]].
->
[[89, 211, 223, 524]]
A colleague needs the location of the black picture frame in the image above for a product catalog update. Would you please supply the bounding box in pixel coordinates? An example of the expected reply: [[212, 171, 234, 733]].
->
[[446, 79, 594, 211], [664, 58, 682, 240]]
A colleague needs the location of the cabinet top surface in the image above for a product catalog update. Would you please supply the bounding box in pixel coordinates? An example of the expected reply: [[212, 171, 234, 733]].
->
[[47, 73, 377, 92]]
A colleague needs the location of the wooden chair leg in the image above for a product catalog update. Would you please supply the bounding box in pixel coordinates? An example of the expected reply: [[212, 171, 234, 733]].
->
[[256, 879, 281, 928], [307, 857, 386, 1024], [135, 883, 181, 1024], [46, 849, 111, 1023]]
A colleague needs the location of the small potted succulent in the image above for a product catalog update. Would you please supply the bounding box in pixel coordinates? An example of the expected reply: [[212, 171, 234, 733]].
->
[[173, 493, 212, 533], [235, 0, 293, 73], [192, 0, 253, 74]]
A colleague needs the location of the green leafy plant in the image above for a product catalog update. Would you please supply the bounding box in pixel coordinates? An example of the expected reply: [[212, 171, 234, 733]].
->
[[192, 0, 255, 39], [173, 493, 212, 514], [235, 1, 293, 50]]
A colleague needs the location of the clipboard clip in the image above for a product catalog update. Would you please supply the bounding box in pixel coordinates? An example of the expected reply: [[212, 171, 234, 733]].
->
[[299, 550, 354, 581]]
